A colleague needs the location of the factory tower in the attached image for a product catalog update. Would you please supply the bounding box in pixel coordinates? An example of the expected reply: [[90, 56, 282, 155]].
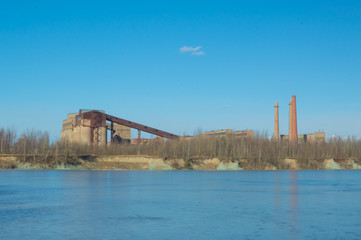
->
[[289, 95, 298, 143], [274, 102, 279, 141]]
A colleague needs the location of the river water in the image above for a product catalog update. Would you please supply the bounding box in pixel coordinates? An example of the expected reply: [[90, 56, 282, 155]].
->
[[0, 170, 360, 239]]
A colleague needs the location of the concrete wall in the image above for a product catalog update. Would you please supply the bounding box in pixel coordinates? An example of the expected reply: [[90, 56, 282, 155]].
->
[[61, 118, 92, 145], [112, 123, 131, 143], [60, 113, 77, 143], [61, 112, 104, 146]]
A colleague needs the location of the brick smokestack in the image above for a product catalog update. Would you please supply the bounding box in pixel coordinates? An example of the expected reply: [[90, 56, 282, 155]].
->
[[290, 95, 298, 143], [274, 102, 279, 141], [289, 100, 293, 141]]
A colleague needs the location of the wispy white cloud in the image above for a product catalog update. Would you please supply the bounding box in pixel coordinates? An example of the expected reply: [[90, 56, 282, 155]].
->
[[191, 51, 205, 56], [179, 46, 202, 53]]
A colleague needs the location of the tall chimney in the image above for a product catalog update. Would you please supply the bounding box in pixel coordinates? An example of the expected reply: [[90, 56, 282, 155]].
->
[[289, 100, 293, 142], [291, 95, 298, 143], [274, 102, 279, 142]]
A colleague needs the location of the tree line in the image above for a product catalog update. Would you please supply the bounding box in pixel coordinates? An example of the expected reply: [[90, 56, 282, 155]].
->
[[1, 127, 361, 168]]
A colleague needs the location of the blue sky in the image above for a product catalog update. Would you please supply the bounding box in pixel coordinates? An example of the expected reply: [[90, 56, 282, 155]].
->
[[0, 0, 360, 139]]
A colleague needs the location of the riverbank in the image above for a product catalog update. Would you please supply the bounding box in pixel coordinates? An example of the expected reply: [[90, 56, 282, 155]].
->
[[1, 154, 361, 170]]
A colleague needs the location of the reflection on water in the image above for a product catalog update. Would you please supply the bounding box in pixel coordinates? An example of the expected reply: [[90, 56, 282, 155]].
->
[[1, 170, 361, 239], [273, 171, 281, 239], [289, 171, 298, 240]]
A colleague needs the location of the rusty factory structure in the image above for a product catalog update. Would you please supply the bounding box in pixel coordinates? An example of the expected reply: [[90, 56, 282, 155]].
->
[[274, 95, 326, 143], [61, 109, 179, 146], [62, 95, 326, 146]]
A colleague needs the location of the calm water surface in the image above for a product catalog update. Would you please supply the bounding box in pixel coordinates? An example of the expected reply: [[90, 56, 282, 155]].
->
[[1, 170, 361, 239]]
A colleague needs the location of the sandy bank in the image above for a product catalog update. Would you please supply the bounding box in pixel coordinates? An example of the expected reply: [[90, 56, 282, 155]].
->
[[1, 154, 361, 170]]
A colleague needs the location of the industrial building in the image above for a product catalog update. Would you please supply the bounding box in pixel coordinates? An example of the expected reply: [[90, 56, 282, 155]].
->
[[61, 109, 178, 146], [280, 132, 326, 143], [205, 129, 254, 138], [274, 96, 326, 143], [130, 136, 165, 144], [61, 96, 326, 146]]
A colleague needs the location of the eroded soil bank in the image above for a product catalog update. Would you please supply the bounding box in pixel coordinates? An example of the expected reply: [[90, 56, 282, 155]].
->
[[1, 154, 361, 170]]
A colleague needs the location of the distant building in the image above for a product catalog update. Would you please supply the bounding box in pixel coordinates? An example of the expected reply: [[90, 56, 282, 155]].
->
[[281, 132, 326, 143], [130, 136, 164, 144], [204, 129, 254, 138], [235, 130, 254, 139], [205, 129, 233, 136], [61, 109, 131, 145]]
